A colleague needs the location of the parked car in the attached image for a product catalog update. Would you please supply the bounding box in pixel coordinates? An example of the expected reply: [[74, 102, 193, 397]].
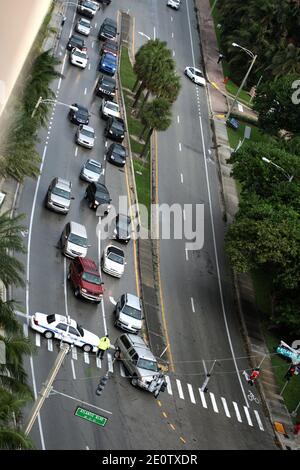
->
[[68, 257, 103, 303], [102, 245, 125, 278], [100, 99, 120, 119], [70, 47, 88, 68], [114, 213, 131, 243], [114, 294, 143, 333], [96, 0, 111, 4], [45, 177, 73, 214], [76, 124, 95, 148], [77, 0, 98, 18], [84, 181, 111, 212], [66, 34, 86, 51], [69, 104, 90, 125], [95, 74, 116, 99], [167, 0, 181, 10], [98, 18, 117, 40], [106, 142, 127, 167], [75, 17, 91, 36], [104, 116, 125, 142], [80, 159, 102, 183], [98, 52, 117, 76], [100, 38, 119, 57], [184, 66, 206, 86], [60, 221, 89, 258], [30, 312, 100, 352]]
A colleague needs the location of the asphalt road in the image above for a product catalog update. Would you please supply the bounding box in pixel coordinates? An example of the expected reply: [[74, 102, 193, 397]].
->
[[12, 0, 277, 450]]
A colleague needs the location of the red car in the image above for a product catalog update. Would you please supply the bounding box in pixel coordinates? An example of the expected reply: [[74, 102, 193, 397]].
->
[[68, 257, 104, 303], [100, 39, 119, 57]]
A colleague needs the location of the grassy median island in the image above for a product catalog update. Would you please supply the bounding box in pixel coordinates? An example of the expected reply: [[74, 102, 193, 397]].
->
[[120, 46, 151, 223]]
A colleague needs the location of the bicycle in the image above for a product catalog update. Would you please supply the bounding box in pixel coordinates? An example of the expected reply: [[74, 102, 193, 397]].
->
[[247, 390, 259, 404]]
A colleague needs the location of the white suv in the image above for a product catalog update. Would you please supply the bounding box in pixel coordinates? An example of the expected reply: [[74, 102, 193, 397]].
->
[[100, 100, 120, 120], [70, 47, 88, 69], [167, 0, 181, 10]]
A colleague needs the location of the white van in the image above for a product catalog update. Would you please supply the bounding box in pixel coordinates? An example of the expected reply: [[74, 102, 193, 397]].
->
[[60, 221, 89, 258]]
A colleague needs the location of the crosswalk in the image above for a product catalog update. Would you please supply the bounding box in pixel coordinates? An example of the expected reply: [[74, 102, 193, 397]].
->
[[30, 330, 265, 432]]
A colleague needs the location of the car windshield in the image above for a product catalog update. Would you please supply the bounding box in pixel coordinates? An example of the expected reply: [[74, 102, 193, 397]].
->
[[73, 50, 87, 59], [84, 1, 97, 10], [113, 145, 126, 157], [96, 190, 110, 202], [80, 19, 90, 26], [106, 102, 119, 112], [81, 128, 94, 138], [68, 234, 88, 247], [101, 79, 115, 89], [85, 162, 101, 174], [52, 187, 71, 199], [82, 272, 101, 285], [112, 121, 124, 132], [105, 43, 118, 51], [118, 216, 130, 230], [72, 37, 83, 46], [194, 69, 203, 77], [104, 55, 117, 64], [137, 358, 158, 372], [122, 305, 141, 320], [76, 109, 88, 119], [107, 251, 124, 264]]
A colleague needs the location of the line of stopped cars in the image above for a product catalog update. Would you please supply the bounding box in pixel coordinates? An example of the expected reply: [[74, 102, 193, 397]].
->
[[31, 0, 167, 396]]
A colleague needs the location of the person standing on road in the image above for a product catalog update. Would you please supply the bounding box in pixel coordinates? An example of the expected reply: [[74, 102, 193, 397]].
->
[[97, 335, 110, 359]]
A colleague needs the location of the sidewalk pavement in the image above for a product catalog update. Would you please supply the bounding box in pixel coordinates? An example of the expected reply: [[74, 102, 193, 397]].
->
[[195, 0, 299, 450]]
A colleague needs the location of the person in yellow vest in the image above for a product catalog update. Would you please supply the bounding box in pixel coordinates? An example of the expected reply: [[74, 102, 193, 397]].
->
[[97, 335, 111, 359]]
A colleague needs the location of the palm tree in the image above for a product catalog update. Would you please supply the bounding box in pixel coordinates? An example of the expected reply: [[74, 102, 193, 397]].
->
[[140, 97, 172, 158], [0, 299, 22, 334]]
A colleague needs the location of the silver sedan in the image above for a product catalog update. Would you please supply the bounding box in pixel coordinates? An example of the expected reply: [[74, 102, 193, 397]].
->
[[80, 159, 103, 182]]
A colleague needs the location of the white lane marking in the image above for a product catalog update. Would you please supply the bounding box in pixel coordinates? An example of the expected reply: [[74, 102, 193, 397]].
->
[[185, 0, 249, 407], [96, 357, 102, 368], [35, 333, 41, 347], [58, 77, 62, 90], [171, 16, 173, 22], [107, 353, 113, 373], [84, 352, 90, 364], [178, 142, 182, 151], [104, 154, 106, 161], [177, 115, 180, 123], [191, 297, 195, 313], [72, 347, 77, 360], [153, 26, 156, 39], [233, 401, 242, 422], [47, 339, 53, 352], [84, 87, 87, 95], [198, 389, 207, 408], [173, 50, 175, 57], [98, 226, 108, 336], [138, 31, 151, 40], [102, 169, 105, 176], [109, 296, 117, 306], [187, 384, 196, 404], [209, 392, 219, 413], [243, 406, 253, 426], [185, 249, 189, 261], [254, 410, 264, 431], [120, 363, 126, 377], [183, 209, 186, 221], [165, 375, 172, 395], [71, 359, 76, 380], [176, 379, 184, 399], [180, 173, 183, 184], [92, 41, 94, 48], [23, 323, 28, 337], [75, 146, 78, 157], [172, 32, 174, 38], [221, 397, 231, 418], [63, 257, 69, 320], [105, 140, 108, 148], [88, 63, 91, 71], [95, 23, 97, 28]]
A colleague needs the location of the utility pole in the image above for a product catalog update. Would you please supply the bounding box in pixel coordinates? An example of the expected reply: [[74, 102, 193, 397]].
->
[[200, 360, 217, 392], [24, 343, 71, 436]]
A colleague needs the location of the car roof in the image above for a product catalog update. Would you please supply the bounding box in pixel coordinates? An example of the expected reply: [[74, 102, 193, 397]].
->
[[125, 334, 156, 361], [69, 221, 87, 237], [52, 314, 77, 329], [81, 124, 94, 132], [94, 182, 109, 193], [111, 116, 124, 124], [54, 177, 71, 190], [79, 17, 90, 23], [86, 158, 101, 167], [70, 34, 84, 42], [103, 17, 117, 27], [107, 245, 124, 257], [125, 293, 141, 310], [79, 257, 99, 273]]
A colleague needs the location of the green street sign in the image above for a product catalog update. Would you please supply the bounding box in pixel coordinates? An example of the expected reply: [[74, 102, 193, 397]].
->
[[75, 406, 108, 427]]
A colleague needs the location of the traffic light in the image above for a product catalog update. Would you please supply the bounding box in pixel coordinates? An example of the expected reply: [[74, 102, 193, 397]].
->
[[96, 374, 108, 396]]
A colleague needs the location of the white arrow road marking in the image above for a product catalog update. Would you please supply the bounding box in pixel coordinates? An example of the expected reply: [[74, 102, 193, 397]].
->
[[96, 357, 102, 369], [35, 333, 41, 347], [84, 352, 90, 364], [23, 323, 28, 337], [107, 353, 113, 373], [138, 31, 151, 40], [199, 389, 207, 408], [109, 296, 117, 305], [233, 401, 242, 422], [243, 406, 253, 426], [72, 347, 77, 360], [165, 376, 172, 395], [176, 379, 184, 399], [221, 397, 231, 418], [209, 392, 219, 413], [187, 384, 196, 404], [47, 339, 53, 352], [254, 410, 264, 431]]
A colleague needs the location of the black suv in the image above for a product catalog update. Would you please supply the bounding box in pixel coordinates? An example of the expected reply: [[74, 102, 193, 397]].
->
[[104, 116, 125, 142], [95, 74, 116, 99], [84, 182, 112, 212], [106, 143, 127, 167], [98, 18, 117, 40], [69, 104, 90, 125], [115, 214, 131, 243], [67, 35, 86, 51]]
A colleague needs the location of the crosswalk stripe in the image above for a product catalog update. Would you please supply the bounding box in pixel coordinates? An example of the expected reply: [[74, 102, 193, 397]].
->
[[47, 339, 53, 352], [165, 376, 172, 395], [107, 353, 113, 373], [96, 357, 102, 368], [198, 389, 207, 408], [187, 384, 196, 404], [84, 352, 90, 364], [233, 401, 242, 422], [209, 392, 219, 413], [243, 406, 253, 427], [254, 410, 264, 431], [176, 379, 184, 399], [72, 347, 77, 360], [23, 324, 28, 337], [119, 363, 126, 377], [35, 333, 41, 347], [221, 397, 231, 418]]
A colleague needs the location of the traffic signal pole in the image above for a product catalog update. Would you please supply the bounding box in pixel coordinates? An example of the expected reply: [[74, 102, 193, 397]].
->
[[24, 343, 71, 436]]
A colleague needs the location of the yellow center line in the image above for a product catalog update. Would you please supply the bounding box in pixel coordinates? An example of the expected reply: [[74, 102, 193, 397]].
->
[[162, 411, 168, 419], [169, 423, 176, 431]]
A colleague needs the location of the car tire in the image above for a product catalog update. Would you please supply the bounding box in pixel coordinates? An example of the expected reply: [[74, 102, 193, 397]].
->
[[82, 344, 92, 353], [74, 288, 80, 298], [44, 331, 54, 339], [84, 191, 88, 200], [131, 376, 138, 387]]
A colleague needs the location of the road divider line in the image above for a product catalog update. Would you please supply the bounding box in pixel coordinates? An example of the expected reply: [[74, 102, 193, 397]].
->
[[172, 32, 174, 38], [180, 173, 183, 184], [176, 379, 184, 399], [243, 406, 253, 426], [233, 401, 242, 422], [92, 41, 94, 48], [178, 142, 182, 152], [171, 16, 173, 22], [71, 359, 76, 380], [191, 297, 195, 313], [185, 248, 189, 261], [199, 389, 207, 408], [165, 375, 172, 395], [75, 146, 78, 157], [35, 333, 41, 347], [177, 115, 180, 123], [88, 63, 91, 70], [173, 50, 175, 57], [84, 87, 87, 95], [254, 410, 264, 431], [209, 392, 219, 413], [187, 384, 196, 404], [221, 397, 231, 418], [47, 339, 53, 352], [84, 352, 90, 364]]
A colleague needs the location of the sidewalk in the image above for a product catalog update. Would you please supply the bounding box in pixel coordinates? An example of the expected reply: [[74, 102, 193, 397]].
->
[[194, 0, 299, 450]]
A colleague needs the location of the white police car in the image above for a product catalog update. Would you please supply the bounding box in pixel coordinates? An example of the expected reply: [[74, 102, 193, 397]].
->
[[184, 66, 206, 86], [30, 312, 100, 353]]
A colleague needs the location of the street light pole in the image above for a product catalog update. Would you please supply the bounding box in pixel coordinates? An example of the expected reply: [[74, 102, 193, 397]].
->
[[262, 157, 294, 183], [226, 43, 257, 119], [31, 97, 78, 118]]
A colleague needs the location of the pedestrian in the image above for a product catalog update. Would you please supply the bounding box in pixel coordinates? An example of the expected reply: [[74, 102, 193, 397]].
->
[[97, 335, 111, 359], [217, 53, 224, 64], [248, 367, 260, 386], [61, 15, 66, 27]]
